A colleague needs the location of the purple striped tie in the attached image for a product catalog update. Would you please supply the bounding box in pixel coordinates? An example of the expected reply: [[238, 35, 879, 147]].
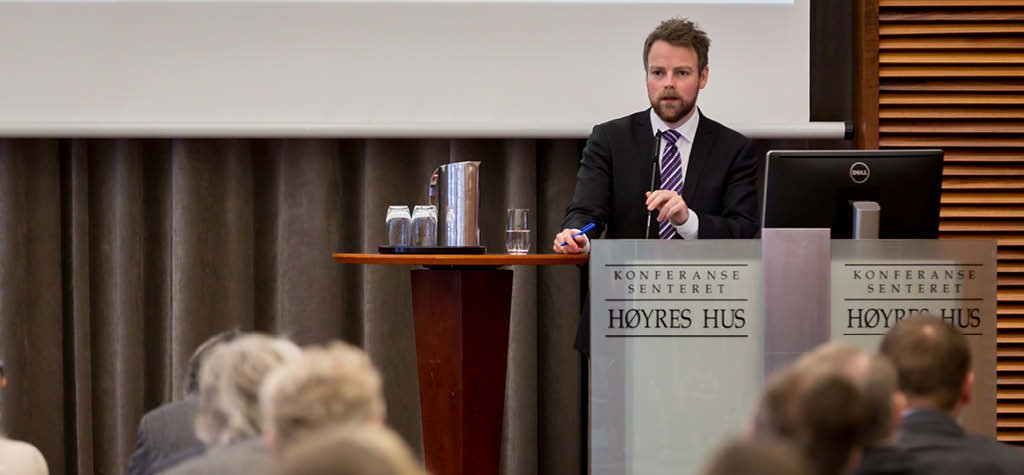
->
[[658, 129, 683, 240]]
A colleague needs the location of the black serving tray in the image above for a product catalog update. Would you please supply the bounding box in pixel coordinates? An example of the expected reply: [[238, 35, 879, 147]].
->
[[378, 245, 486, 255]]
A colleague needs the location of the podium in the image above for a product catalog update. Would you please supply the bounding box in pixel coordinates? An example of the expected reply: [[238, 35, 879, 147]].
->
[[332, 253, 587, 475], [588, 233, 998, 475]]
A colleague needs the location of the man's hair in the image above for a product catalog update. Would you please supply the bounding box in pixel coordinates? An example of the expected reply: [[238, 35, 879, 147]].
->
[[879, 314, 971, 411], [755, 343, 895, 446], [185, 329, 241, 395], [643, 18, 711, 72], [794, 343, 899, 445], [194, 334, 301, 447], [701, 437, 811, 475], [260, 341, 386, 449], [753, 365, 802, 440], [279, 424, 423, 475], [753, 344, 879, 475], [797, 374, 870, 475]]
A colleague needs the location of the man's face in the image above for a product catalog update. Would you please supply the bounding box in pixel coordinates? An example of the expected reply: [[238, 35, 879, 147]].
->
[[646, 40, 708, 128]]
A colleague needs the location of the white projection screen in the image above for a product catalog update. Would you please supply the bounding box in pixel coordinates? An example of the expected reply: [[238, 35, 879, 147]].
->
[[0, 0, 832, 138]]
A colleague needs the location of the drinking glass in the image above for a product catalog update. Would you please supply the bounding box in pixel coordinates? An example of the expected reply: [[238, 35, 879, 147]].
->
[[506, 208, 531, 255], [411, 205, 437, 247], [386, 205, 411, 246]]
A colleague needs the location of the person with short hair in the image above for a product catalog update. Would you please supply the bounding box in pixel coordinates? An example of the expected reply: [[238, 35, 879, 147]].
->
[[552, 17, 759, 354], [277, 424, 423, 475], [0, 360, 50, 475], [880, 315, 1022, 474], [126, 329, 240, 475], [161, 334, 301, 475], [260, 341, 386, 453], [752, 343, 885, 475]]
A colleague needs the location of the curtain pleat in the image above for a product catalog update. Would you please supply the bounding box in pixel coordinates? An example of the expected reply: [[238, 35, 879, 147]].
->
[[0, 138, 586, 475]]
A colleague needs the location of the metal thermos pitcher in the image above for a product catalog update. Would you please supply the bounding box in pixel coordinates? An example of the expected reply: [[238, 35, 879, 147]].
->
[[428, 161, 481, 247]]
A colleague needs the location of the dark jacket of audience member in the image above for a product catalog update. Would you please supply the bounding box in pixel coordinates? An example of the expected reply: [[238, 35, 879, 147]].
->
[[881, 315, 1024, 475], [853, 445, 918, 475], [125, 330, 239, 475], [899, 409, 1010, 475], [125, 398, 201, 475]]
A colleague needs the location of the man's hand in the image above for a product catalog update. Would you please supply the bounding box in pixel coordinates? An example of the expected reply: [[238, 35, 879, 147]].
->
[[552, 228, 589, 254], [645, 190, 690, 226]]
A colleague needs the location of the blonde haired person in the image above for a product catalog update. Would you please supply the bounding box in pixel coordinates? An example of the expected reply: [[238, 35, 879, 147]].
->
[[260, 341, 386, 453], [278, 424, 423, 475], [161, 334, 301, 475]]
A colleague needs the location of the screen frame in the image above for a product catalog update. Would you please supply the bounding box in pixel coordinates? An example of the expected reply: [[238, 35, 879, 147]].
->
[[761, 149, 944, 239]]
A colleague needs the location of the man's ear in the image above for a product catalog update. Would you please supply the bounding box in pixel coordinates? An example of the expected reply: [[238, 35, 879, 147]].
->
[[698, 66, 709, 89], [0, 377, 6, 391]]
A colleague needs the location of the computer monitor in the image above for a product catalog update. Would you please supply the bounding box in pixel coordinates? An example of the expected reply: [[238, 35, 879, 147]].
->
[[761, 149, 943, 239]]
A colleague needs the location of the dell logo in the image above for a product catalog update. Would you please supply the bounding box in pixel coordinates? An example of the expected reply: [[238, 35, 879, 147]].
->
[[850, 162, 870, 184]]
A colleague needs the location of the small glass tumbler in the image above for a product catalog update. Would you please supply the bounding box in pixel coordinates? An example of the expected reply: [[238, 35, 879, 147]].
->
[[411, 205, 438, 247], [386, 205, 411, 247], [506, 208, 531, 255]]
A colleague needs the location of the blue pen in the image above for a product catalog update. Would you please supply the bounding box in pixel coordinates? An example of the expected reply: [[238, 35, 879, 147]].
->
[[561, 223, 596, 246]]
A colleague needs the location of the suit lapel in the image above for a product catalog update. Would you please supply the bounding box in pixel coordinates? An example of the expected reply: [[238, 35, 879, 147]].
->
[[633, 111, 657, 238], [683, 112, 714, 204], [634, 110, 656, 171]]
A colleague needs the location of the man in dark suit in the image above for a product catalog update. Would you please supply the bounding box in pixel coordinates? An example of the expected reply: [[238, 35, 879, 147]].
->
[[880, 315, 1022, 475], [552, 18, 759, 353], [125, 330, 239, 475]]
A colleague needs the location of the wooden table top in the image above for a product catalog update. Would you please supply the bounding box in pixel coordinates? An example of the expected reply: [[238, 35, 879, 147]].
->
[[332, 253, 589, 266]]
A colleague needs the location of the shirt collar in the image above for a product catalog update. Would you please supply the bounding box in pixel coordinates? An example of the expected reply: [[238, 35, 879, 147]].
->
[[649, 107, 700, 143]]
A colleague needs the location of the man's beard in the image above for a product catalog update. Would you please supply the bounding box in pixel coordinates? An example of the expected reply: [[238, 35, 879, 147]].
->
[[652, 94, 695, 124]]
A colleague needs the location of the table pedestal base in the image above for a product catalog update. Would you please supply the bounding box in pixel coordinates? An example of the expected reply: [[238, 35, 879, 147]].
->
[[411, 269, 512, 475]]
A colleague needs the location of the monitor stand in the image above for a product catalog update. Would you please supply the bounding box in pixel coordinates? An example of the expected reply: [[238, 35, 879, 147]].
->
[[851, 201, 880, 239]]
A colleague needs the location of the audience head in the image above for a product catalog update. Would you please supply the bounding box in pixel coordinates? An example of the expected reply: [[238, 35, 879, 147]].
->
[[185, 329, 242, 396], [194, 333, 301, 447], [796, 373, 870, 475], [701, 437, 811, 475], [879, 314, 972, 415], [261, 341, 386, 453], [643, 18, 711, 73], [277, 425, 423, 475], [795, 343, 903, 446], [0, 360, 5, 391], [753, 343, 885, 475]]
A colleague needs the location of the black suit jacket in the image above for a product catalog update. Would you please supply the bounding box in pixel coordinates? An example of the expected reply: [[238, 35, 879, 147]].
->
[[900, 409, 1022, 475], [126, 398, 203, 475], [854, 446, 917, 475], [561, 109, 759, 353]]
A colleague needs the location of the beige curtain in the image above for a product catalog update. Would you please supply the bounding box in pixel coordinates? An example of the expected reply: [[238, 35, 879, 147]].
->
[[0, 138, 586, 475]]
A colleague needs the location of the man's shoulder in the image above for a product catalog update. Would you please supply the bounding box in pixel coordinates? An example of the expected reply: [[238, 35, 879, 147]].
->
[[142, 398, 198, 427], [0, 437, 45, 457], [139, 397, 196, 434], [967, 434, 1024, 465], [0, 437, 48, 474]]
